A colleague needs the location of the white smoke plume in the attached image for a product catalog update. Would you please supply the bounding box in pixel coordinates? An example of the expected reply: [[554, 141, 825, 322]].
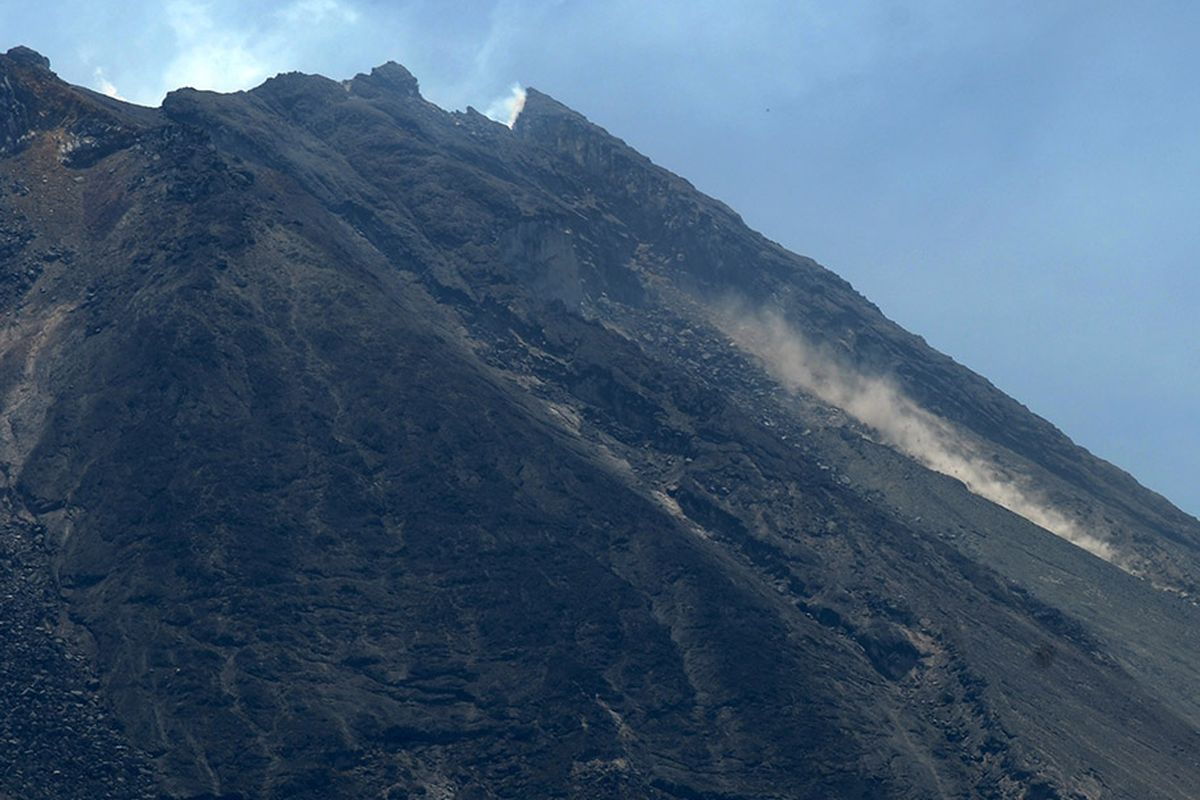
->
[[485, 83, 527, 128], [92, 67, 124, 100], [720, 307, 1119, 564]]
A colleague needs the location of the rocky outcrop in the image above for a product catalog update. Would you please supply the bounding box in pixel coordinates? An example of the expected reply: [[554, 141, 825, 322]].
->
[[0, 47, 145, 165], [0, 50, 36, 155]]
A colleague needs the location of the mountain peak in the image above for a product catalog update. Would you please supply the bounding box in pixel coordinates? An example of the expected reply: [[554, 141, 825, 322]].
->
[[350, 60, 421, 98], [512, 86, 647, 170], [517, 86, 572, 114], [512, 86, 592, 132], [3, 45, 51, 71]]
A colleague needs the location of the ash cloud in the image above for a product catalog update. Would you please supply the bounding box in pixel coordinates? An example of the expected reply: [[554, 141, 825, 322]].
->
[[719, 306, 1119, 564]]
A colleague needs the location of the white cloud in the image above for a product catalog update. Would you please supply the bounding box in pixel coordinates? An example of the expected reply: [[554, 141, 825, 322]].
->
[[161, 0, 269, 95], [118, 0, 364, 105], [278, 0, 360, 25]]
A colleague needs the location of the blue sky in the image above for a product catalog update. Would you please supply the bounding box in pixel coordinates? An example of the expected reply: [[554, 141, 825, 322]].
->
[[4, 1, 1197, 516]]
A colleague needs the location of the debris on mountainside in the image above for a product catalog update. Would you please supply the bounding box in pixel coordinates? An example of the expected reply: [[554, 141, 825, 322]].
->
[[0, 490, 157, 799]]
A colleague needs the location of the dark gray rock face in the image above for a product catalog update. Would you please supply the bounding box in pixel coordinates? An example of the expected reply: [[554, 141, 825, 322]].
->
[[1, 45, 1199, 799]]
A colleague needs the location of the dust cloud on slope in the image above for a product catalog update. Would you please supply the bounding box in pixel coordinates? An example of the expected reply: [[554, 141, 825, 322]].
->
[[719, 306, 1119, 564]]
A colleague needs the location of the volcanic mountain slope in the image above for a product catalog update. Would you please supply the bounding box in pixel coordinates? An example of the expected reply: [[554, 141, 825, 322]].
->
[[1, 45, 1199, 799]]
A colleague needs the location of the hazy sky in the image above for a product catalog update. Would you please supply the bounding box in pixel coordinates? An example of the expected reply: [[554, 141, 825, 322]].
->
[[4, 1, 1197, 516]]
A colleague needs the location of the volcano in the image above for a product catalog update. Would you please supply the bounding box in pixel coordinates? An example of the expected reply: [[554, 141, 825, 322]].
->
[[1, 46, 1199, 799]]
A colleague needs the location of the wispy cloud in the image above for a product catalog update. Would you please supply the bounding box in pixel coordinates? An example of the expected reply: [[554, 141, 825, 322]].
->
[[161, 0, 269, 96], [277, 0, 359, 26], [91, 66, 124, 100], [106, 0, 365, 105]]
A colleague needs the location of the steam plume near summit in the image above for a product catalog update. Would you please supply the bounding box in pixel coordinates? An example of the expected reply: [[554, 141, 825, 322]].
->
[[718, 305, 1120, 564], [486, 82, 527, 128]]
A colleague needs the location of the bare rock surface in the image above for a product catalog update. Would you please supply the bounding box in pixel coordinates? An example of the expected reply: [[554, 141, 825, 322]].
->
[[1, 45, 1199, 798]]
